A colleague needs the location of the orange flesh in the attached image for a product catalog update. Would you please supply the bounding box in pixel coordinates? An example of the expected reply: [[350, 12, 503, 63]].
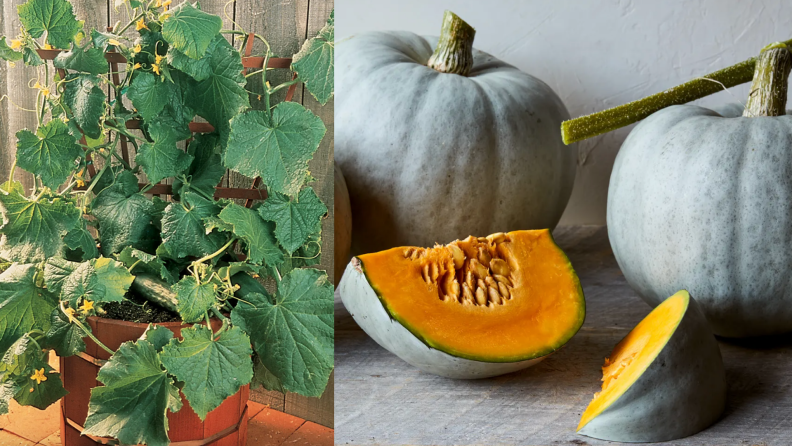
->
[[357, 230, 585, 362], [578, 291, 689, 430]]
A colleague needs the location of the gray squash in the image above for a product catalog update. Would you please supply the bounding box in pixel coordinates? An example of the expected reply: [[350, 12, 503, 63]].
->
[[335, 13, 576, 254], [608, 44, 792, 337], [608, 104, 792, 337], [338, 261, 546, 379], [578, 292, 726, 442]]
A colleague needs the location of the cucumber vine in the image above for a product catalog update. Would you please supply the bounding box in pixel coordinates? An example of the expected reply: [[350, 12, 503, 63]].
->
[[0, 0, 334, 444]]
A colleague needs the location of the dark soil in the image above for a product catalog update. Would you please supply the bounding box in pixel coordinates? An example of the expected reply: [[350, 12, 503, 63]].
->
[[100, 291, 181, 324]]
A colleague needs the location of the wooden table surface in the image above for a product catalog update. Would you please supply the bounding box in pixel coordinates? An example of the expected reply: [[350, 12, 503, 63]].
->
[[335, 226, 792, 445]]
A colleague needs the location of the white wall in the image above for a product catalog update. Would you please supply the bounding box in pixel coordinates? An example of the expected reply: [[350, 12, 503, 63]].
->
[[336, 0, 792, 224]]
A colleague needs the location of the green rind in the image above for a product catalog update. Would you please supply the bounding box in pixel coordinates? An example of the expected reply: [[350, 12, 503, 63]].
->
[[358, 233, 585, 363]]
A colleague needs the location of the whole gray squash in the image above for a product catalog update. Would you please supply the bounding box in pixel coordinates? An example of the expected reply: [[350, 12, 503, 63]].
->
[[336, 26, 577, 254], [608, 103, 792, 337]]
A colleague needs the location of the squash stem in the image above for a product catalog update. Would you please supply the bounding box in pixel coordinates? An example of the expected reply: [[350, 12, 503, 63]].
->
[[561, 37, 792, 144], [743, 42, 792, 117], [427, 11, 475, 76]]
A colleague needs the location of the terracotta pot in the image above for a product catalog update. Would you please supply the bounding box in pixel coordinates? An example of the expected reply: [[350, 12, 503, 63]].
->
[[60, 317, 249, 446]]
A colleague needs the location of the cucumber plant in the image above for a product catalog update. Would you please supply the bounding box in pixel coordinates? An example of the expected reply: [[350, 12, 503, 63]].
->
[[0, 0, 334, 444]]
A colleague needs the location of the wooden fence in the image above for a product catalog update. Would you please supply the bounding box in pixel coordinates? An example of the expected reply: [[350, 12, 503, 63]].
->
[[0, 0, 335, 428]]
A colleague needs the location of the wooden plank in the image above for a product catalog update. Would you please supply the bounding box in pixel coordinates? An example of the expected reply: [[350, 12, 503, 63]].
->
[[282, 0, 334, 430], [336, 226, 792, 445], [1, 0, 39, 192], [0, 0, 9, 187]]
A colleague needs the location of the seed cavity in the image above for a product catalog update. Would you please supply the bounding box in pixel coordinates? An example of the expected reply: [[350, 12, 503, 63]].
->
[[407, 232, 515, 307]]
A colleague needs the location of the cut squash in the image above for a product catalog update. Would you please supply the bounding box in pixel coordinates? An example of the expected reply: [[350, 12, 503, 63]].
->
[[577, 291, 726, 442], [339, 229, 585, 378]]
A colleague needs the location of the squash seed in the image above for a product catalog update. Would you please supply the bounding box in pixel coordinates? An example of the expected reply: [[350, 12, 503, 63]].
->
[[478, 247, 492, 267], [465, 270, 475, 290], [422, 264, 431, 284], [462, 283, 475, 304], [430, 262, 440, 283], [487, 232, 508, 244], [477, 237, 488, 243], [469, 259, 488, 279], [449, 280, 461, 300], [448, 244, 466, 269], [490, 258, 511, 277], [403, 248, 414, 258], [475, 287, 488, 306], [494, 274, 512, 287], [498, 282, 510, 299], [477, 279, 486, 291], [488, 286, 502, 305]]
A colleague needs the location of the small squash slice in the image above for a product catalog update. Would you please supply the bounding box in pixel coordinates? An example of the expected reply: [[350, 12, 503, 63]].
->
[[578, 291, 726, 442], [339, 229, 585, 378]]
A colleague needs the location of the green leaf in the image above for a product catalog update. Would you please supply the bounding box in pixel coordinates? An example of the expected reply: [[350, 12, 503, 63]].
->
[[17, 0, 82, 49], [60, 261, 105, 307], [90, 29, 121, 51], [167, 34, 225, 81], [0, 185, 81, 262], [22, 46, 43, 66], [149, 70, 195, 142], [187, 37, 248, 129], [61, 257, 133, 307], [218, 203, 283, 267], [160, 324, 252, 420], [44, 257, 81, 295], [141, 325, 173, 352], [224, 103, 326, 196], [161, 192, 225, 259], [83, 339, 182, 446], [63, 224, 99, 261], [92, 257, 135, 302], [0, 381, 20, 415], [230, 268, 333, 397], [0, 264, 57, 357], [0, 335, 68, 410], [15, 119, 82, 188], [0, 37, 23, 62], [61, 74, 106, 139], [171, 276, 216, 323], [92, 184, 160, 256], [127, 72, 169, 121], [13, 362, 68, 409], [161, 2, 222, 59], [43, 308, 88, 357], [291, 10, 334, 105], [259, 187, 327, 254], [118, 247, 176, 284], [92, 167, 139, 197], [135, 123, 194, 184], [172, 133, 224, 199], [53, 43, 108, 74], [252, 356, 284, 393]]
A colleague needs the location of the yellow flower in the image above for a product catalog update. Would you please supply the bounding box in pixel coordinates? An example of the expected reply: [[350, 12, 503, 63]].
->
[[132, 44, 142, 54], [76, 178, 85, 187], [155, 54, 164, 65], [155, 0, 162, 7], [43, 43, 53, 50], [64, 307, 77, 323], [40, 87, 49, 97], [62, 116, 69, 123], [162, 0, 171, 8], [152, 63, 160, 75], [30, 368, 47, 385], [108, 38, 121, 46], [160, 13, 170, 21], [9, 39, 22, 49], [136, 18, 148, 31], [80, 299, 94, 314], [133, 62, 142, 70]]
